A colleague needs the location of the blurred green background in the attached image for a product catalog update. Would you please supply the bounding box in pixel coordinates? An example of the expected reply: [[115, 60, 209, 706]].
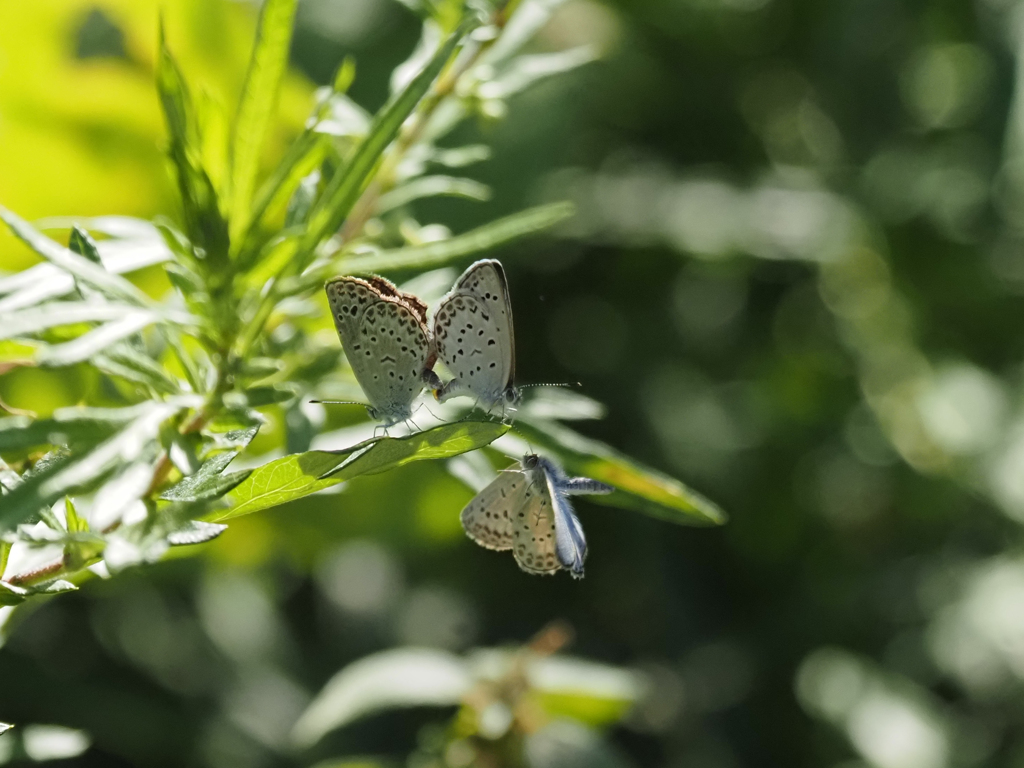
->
[[5, 0, 1024, 766]]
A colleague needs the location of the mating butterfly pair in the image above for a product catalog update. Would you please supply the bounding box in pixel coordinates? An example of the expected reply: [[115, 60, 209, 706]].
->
[[324, 259, 518, 428], [324, 260, 613, 579]]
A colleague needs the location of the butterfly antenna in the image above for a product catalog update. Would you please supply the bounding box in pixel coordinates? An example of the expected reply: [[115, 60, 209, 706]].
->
[[309, 399, 367, 406], [518, 382, 580, 391]]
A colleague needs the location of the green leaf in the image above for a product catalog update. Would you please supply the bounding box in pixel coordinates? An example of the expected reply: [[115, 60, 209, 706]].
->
[[0, 405, 153, 452], [242, 133, 329, 258], [33, 579, 78, 596], [480, 46, 598, 100], [204, 423, 262, 452], [342, 201, 574, 273], [36, 312, 161, 367], [166, 520, 228, 545], [0, 206, 151, 306], [0, 457, 21, 492], [0, 722, 11, 736], [0, 399, 195, 533], [68, 225, 103, 264], [156, 24, 229, 265], [0, 581, 28, 606], [243, 385, 297, 407], [512, 418, 726, 526], [285, 171, 321, 228], [217, 420, 507, 521], [530, 655, 642, 726], [301, 23, 471, 256], [481, 0, 569, 66], [64, 497, 88, 534], [292, 648, 472, 747], [0, 302, 155, 342], [0, 541, 10, 579], [431, 144, 490, 168], [376, 175, 491, 213], [94, 344, 182, 396], [229, 0, 299, 238], [161, 450, 251, 503]]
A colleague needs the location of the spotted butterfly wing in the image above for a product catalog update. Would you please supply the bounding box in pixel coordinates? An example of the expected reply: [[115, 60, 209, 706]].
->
[[511, 473, 564, 576], [325, 276, 436, 426], [460, 454, 611, 579], [459, 470, 527, 551], [433, 259, 517, 409]]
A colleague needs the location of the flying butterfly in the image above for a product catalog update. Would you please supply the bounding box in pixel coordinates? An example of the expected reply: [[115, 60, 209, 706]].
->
[[460, 453, 613, 579], [323, 275, 440, 427], [432, 259, 519, 412]]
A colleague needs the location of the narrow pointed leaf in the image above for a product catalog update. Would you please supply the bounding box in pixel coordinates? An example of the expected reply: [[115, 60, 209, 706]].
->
[[216, 420, 507, 521], [0, 406, 149, 452], [157, 26, 229, 261], [94, 344, 182, 395], [167, 520, 228, 545], [480, 46, 597, 100], [342, 201, 574, 273], [37, 312, 160, 367], [32, 579, 78, 596], [68, 225, 103, 264], [65, 497, 88, 534], [0, 206, 150, 306], [161, 450, 251, 502], [230, 0, 299, 236], [0, 582, 28, 606], [0, 302, 148, 341], [0, 399, 195, 533], [376, 175, 491, 213], [512, 418, 726, 526], [293, 648, 471, 747], [243, 132, 329, 257], [302, 24, 471, 255]]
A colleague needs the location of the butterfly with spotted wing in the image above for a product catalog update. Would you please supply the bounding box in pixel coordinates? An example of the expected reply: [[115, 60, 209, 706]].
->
[[432, 259, 520, 413], [323, 275, 441, 427], [460, 453, 613, 578]]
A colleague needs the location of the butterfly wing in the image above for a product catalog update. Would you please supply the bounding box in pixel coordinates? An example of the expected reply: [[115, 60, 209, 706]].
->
[[549, 486, 588, 579], [325, 276, 434, 424], [433, 260, 515, 406], [527, 455, 590, 578], [460, 469, 528, 551], [511, 470, 562, 576]]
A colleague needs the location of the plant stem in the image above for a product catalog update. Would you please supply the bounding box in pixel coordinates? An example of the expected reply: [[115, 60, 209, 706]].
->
[[6, 559, 65, 587], [339, 24, 497, 244]]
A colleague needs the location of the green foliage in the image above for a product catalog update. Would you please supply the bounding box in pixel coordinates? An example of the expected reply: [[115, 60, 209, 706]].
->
[[228, 0, 299, 239], [219, 421, 508, 520], [0, 0, 718, 657], [292, 629, 641, 762]]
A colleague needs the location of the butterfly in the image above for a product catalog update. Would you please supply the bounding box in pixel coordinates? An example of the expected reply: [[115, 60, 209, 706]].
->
[[324, 275, 441, 427], [432, 259, 519, 413], [460, 453, 613, 578]]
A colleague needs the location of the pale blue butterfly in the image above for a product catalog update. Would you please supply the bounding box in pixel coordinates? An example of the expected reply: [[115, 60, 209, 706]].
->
[[324, 275, 440, 427], [432, 259, 520, 412], [460, 453, 613, 578]]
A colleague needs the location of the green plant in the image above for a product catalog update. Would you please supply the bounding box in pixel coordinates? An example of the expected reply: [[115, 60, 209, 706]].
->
[[0, 0, 722, 610]]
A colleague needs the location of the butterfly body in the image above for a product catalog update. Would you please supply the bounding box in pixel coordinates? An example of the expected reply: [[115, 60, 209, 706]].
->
[[325, 276, 438, 427], [433, 259, 519, 412], [460, 453, 613, 578]]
